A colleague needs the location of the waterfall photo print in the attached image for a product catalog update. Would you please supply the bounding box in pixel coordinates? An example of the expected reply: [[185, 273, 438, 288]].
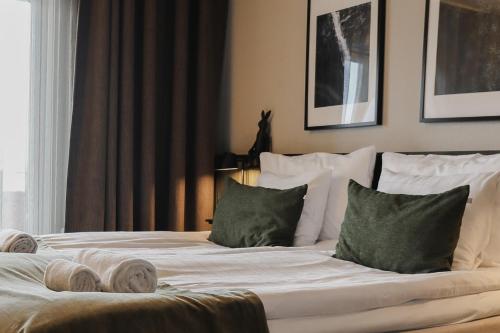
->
[[305, 0, 385, 130]]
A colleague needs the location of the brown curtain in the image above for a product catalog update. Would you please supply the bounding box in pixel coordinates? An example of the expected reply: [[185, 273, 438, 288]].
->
[[65, 0, 228, 232]]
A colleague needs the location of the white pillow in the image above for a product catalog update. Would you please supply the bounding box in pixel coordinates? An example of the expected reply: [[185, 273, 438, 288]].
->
[[381, 152, 500, 176], [260, 146, 376, 241], [257, 170, 331, 246], [381, 152, 500, 267]]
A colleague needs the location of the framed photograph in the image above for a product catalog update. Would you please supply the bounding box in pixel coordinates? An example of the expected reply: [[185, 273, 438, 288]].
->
[[305, 0, 385, 130], [422, 0, 500, 122]]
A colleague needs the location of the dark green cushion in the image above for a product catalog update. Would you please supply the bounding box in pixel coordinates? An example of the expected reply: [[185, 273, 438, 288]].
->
[[208, 178, 307, 248], [335, 180, 470, 274]]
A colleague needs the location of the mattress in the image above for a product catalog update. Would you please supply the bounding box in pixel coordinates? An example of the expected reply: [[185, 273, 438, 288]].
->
[[40, 231, 500, 333]]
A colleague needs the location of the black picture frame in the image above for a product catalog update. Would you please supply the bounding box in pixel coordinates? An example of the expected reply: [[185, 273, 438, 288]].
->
[[305, 0, 385, 130], [421, 0, 500, 123]]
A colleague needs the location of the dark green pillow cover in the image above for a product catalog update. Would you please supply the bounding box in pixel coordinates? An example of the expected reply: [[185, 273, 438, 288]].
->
[[208, 178, 307, 248], [336, 180, 470, 274]]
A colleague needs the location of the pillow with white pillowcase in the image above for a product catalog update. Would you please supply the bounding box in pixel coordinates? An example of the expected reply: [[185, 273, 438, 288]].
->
[[378, 170, 500, 270], [381, 152, 500, 176], [257, 170, 332, 246], [380, 152, 500, 267], [260, 146, 376, 242]]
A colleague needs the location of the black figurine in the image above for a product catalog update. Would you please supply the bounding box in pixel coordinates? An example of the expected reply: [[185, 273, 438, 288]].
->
[[248, 110, 272, 164]]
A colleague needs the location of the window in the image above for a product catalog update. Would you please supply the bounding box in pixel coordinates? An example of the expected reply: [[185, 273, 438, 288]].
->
[[0, 0, 31, 230], [0, 0, 78, 234]]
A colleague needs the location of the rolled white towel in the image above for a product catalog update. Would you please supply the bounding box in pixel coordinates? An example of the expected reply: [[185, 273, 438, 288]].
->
[[0, 229, 38, 253], [44, 259, 101, 292], [74, 249, 157, 293]]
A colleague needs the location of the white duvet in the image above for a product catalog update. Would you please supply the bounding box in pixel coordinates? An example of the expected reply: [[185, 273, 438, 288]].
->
[[40, 231, 500, 332]]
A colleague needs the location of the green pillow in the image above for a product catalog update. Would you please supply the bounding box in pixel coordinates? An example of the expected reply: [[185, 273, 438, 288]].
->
[[336, 180, 470, 274], [208, 178, 307, 248]]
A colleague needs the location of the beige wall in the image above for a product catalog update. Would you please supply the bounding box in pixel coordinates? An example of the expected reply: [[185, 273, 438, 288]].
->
[[220, 0, 500, 154]]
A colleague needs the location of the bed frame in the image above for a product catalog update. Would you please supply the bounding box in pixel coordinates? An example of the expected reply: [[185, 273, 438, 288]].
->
[[407, 315, 500, 333]]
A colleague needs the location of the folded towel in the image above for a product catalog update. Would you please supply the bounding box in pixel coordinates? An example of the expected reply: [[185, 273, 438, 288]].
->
[[44, 259, 101, 292], [75, 249, 157, 293], [0, 229, 38, 253]]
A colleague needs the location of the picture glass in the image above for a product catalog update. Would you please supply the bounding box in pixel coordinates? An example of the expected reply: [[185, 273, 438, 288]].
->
[[435, 0, 500, 96], [314, 3, 371, 107]]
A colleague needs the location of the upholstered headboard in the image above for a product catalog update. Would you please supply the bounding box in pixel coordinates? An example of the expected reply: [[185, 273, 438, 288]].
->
[[371, 151, 500, 189]]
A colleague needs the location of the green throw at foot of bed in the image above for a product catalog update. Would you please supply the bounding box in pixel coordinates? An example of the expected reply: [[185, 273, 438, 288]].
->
[[0, 253, 269, 333]]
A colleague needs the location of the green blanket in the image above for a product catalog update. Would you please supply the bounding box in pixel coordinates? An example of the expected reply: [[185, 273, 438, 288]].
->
[[0, 253, 269, 333]]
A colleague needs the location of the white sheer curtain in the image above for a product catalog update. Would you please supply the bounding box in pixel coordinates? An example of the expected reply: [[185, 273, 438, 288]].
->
[[0, 0, 31, 232], [0, 0, 78, 234], [27, 0, 79, 234]]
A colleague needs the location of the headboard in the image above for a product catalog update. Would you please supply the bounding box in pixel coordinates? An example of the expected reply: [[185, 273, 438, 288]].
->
[[371, 151, 500, 189]]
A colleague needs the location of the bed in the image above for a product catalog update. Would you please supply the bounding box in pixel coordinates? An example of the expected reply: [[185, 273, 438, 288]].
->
[[34, 230, 500, 333], [3, 149, 500, 333]]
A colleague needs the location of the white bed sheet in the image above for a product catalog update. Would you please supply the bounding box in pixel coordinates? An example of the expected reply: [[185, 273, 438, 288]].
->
[[40, 231, 500, 333]]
